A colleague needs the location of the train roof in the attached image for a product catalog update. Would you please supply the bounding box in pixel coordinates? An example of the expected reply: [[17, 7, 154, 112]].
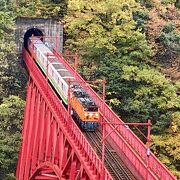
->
[[30, 37, 54, 56], [51, 63, 75, 82], [30, 37, 75, 82], [71, 85, 98, 109]]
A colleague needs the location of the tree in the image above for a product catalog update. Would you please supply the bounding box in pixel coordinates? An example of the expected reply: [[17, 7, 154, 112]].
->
[[0, 2, 27, 178], [65, 1, 180, 176], [0, 96, 25, 179], [65, 0, 151, 63], [155, 23, 180, 63], [175, 0, 180, 8], [16, 0, 67, 18], [151, 132, 180, 177], [98, 54, 180, 131], [0, 9, 27, 99]]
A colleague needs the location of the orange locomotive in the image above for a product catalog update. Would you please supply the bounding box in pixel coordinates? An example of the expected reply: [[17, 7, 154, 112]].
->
[[70, 85, 99, 131]]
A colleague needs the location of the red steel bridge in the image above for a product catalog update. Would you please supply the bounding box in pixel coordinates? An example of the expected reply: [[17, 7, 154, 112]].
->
[[16, 30, 176, 180]]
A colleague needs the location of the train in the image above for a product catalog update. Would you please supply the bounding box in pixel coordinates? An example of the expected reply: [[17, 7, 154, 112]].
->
[[27, 36, 99, 131]]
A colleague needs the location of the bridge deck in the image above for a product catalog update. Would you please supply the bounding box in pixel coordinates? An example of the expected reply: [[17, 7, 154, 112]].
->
[[16, 46, 176, 180]]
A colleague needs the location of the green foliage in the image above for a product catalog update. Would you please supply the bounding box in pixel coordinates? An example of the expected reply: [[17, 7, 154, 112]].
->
[[159, 31, 180, 52], [65, 0, 180, 133], [157, 22, 180, 61], [0, 11, 14, 39], [0, 0, 16, 12], [65, 0, 180, 175], [175, 0, 180, 8], [161, 0, 176, 5], [0, 1, 27, 178], [65, 0, 151, 66], [98, 55, 180, 133], [0, 96, 24, 131], [137, 0, 154, 8], [133, 10, 149, 31], [0, 96, 25, 179], [162, 23, 176, 33], [151, 133, 180, 178], [16, 0, 67, 18], [0, 4, 28, 99], [170, 111, 180, 133]]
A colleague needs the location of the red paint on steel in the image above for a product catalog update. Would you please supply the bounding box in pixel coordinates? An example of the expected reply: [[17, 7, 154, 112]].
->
[[63, 52, 78, 71], [102, 121, 151, 147], [16, 48, 113, 180], [101, 115, 106, 180], [53, 50, 176, 180]]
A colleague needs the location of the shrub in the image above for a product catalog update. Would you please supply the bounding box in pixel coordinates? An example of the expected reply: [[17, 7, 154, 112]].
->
[[161, 0, 176, 5], [162, 23, 176, 33], [133, 11, 149, 31]]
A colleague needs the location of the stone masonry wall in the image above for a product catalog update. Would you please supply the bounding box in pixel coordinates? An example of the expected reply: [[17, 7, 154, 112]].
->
[[15, 17, 63, 53]]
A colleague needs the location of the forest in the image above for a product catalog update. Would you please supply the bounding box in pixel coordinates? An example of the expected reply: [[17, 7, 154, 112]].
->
[[0, 0, 179, 179]]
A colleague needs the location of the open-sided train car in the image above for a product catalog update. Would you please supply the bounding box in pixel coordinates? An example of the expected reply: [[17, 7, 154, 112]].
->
[[27, 37, 99, 131]]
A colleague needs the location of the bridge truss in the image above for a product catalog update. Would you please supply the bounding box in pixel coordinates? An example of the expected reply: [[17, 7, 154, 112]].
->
[[16, 49, 112, 179], [16, 44, 176, 179]]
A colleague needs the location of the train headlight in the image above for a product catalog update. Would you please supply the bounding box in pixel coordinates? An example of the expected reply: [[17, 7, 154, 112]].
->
[[95, 113, 99, 117], [84, 113, 88, 116]]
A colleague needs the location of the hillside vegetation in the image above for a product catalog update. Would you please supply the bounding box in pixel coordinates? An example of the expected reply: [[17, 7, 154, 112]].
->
[[0, 0, 179, 178]]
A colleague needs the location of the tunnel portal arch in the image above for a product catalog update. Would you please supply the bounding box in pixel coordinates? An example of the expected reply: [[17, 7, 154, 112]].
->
[[24, 27, 43, 49], [16, 17, 63, 53]]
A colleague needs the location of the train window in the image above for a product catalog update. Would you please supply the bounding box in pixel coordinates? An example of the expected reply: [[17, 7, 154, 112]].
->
[[41, 56, 43, 63], [61, 83, 64, 91], [49, 67, 52, 75], [54, 73, 57, 81], [55, 75, 58, 82], [42, 56, 45, 64], [64, 86, 67, 93], [49, 68, 52, 76], [45, 57, 47, 65], [37, 51, 40, 58], [44, 57, 46, 64], [43, 57, 46, 64], [34, 47, 37, 53], [40, 54, 42, 62]]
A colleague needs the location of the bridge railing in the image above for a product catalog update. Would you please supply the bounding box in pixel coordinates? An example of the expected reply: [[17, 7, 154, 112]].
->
[[54, 50, 176, 180], [23, 48, 113, 180]]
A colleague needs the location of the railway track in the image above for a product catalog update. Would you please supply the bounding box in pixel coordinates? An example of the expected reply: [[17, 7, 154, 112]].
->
[[85, 130, 136, 180]]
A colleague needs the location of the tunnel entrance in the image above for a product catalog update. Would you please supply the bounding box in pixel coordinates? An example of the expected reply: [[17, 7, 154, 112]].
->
[[24, 28, 43, 49], [16, 17, 63, 53]]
